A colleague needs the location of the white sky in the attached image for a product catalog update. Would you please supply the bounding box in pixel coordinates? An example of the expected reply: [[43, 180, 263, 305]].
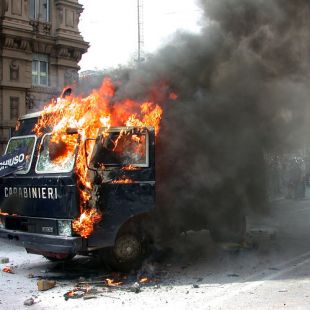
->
[[78, 0, 202, 71]]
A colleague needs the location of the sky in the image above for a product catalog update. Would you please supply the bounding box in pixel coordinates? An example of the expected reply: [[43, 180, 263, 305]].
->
[[78, 0, 202, 72]]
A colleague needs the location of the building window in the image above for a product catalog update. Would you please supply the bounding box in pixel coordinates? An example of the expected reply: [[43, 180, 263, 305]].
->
[[29, 0, 50, 22], [10, 60, 19, 81], [10, 97, 19, 120], [32, 54, 49, 86]]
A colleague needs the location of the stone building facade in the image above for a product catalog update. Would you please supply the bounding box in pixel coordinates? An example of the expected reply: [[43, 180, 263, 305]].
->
[[0, 0, 88, 151]]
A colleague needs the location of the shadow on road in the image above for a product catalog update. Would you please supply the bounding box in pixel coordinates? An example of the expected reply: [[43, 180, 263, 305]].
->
[[14, 198, 310, 291]]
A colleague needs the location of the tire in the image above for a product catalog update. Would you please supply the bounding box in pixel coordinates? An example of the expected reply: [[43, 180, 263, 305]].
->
[[102, 232, 150, 272], [209, 213, 246, 244]]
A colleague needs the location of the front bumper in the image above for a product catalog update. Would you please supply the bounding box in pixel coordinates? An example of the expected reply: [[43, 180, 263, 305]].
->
[[0, 228, 83, 254]]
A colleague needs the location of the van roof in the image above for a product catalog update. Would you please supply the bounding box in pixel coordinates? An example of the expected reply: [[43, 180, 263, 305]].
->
[[19, 111, 42, 120]]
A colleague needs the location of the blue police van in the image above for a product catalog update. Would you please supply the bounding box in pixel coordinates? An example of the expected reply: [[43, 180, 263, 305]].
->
[[0, 111, 156, 271]]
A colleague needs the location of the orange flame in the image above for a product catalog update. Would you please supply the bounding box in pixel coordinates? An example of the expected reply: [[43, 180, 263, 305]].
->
[[33, 78, 165, 238], [122, 165, 139, 171], [105, 278, 123, 286], [2, 267, 14, 274], [138, 276, 151, 284], [15, 121, 21, 131], [72, 209, 102, 238], [67, 291, 75, 298], [111, 178, 134, 184]]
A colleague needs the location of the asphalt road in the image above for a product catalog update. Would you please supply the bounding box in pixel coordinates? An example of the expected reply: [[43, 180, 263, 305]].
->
[[1, 197, 310, 310]]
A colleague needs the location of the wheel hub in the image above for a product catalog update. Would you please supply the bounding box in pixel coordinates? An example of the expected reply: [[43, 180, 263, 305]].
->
[[114, 234, 141, 263]]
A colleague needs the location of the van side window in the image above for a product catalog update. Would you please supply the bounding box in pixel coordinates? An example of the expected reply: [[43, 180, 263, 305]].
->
[[90, 130, 149, 168]]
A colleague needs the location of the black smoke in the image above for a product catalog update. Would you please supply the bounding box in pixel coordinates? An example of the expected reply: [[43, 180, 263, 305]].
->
[[80, 1, 310, 237]]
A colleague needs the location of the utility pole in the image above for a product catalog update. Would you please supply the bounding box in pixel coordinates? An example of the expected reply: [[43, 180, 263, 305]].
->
[[137, 0, 144, 63]]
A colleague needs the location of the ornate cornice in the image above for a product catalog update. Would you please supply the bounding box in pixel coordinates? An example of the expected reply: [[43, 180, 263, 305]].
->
[[2, 33, 86, 62], [3, 36, 31, 51], [29, 20, 52, 35], [32, 41, 53, 54], [4, 37, 14, 48], [57, 45, 84, 62]]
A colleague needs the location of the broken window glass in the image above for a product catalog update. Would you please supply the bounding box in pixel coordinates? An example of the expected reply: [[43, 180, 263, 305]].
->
[[36, 134, 77, 173], [91, 130, 148, 168]]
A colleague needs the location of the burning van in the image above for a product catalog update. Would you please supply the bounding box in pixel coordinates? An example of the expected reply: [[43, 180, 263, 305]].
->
[[0, 80, 246, 271], [0, 112, 155, 271]]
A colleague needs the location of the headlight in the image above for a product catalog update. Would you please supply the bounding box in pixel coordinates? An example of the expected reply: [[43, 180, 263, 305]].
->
[[57, 220, 72, 237], [0, 217, 4, 229]]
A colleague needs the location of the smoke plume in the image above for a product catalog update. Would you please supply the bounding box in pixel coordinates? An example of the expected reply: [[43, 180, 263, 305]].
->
[[80, 1, 310, 234]]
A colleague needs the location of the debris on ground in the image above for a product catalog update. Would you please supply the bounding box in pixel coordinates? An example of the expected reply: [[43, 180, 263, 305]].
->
[[37, 279, 56, 291], [130, 282, 141, 293], [248, 228, 277, 240], [0, 257, 9, 264], [246, 228, 277, 249], [60, 271, 161, 300], [64, 289, 87, 300], [192, 284, 199, 288], [64, 287, 121, 301], [23, 297, 35, 306], [83, 294, 97, 300], [219, 242, 248, 251], [2, 266, 14, 273]]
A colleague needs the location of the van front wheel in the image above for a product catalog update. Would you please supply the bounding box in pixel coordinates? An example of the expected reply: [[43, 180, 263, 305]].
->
[[102, 232, 149, 272]]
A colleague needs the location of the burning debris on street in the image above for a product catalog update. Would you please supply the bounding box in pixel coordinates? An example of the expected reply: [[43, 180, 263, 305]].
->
[[2, 266, 14, 274], [62, 271, 158, 300]]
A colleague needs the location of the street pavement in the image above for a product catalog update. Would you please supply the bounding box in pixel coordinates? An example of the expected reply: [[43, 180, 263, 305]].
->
[[1, 197, 310, 309]]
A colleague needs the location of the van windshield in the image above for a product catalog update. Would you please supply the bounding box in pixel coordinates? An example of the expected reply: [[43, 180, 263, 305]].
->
[[5, 136, 36, 173], [36, 134, 78, 173]]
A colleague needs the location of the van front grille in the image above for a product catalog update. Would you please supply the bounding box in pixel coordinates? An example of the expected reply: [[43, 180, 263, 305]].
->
[[5, 216, 58, 235]]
